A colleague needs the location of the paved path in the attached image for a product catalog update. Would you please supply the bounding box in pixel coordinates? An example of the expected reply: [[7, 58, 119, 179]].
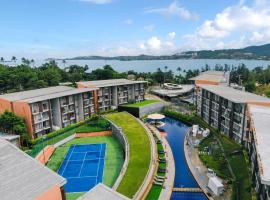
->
[[146, 124, 175, 200], [184, 132, 231, 200]]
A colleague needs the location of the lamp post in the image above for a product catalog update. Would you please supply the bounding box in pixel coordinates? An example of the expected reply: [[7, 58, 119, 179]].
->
[[42, 135, 47, 164]]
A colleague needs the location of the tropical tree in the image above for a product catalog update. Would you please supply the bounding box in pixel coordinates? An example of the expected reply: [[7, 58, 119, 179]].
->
[[62, 59, 66, 68], [30, 59, 35, 67], [0, 111, 30, 146], [11, 56, 17, 64]]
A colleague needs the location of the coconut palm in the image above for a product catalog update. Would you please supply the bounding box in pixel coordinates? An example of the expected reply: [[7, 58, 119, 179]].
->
[[30, 59, 35, 67], [62, 59, 66, 68], [11, 56, 17, 64]]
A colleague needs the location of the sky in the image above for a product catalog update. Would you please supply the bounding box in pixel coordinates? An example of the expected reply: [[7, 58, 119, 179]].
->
[[1, 0, 270, 59]]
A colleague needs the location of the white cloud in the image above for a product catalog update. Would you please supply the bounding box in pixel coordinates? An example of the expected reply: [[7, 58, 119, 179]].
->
[[146, 36, 161, 50], [145, 1, 199, 21], [124, 19, 133, 25], [78, 0, 112, 4], [183, 0, 270, 50], [168, 32, 176, 40], [144, 24, 155, 32]]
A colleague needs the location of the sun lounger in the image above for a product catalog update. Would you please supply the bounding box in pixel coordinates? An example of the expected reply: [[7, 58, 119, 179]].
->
[[153, 181, 163, 186]]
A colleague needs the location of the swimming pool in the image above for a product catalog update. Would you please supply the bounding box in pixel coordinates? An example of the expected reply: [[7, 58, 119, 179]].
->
[[58, 143, 106, 193], [161, 117, 207, 200]]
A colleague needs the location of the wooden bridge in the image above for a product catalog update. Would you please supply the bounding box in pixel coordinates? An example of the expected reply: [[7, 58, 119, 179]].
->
[[173, 187, 203, 193]]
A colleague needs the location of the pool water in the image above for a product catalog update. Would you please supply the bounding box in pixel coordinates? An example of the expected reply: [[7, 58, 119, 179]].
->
[[161, 117, 207, 200]]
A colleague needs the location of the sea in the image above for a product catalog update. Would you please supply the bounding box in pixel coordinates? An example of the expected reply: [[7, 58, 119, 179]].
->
[[9, 59, 270, 73]]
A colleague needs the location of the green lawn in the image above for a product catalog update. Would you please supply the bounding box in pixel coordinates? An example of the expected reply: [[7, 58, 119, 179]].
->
[[145, 185, 162, 200], [46, 136, 124, 200], [105, 112, 151, 198], [123, 100, 160, 108]]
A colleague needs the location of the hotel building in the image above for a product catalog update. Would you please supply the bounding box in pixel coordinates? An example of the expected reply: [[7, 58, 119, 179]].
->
[[77, 79, 146, 112], [246, 105, 270, 200], [191, 71, 270, 199], [0, 86, 97, 139], [195, 84, 270, 143]]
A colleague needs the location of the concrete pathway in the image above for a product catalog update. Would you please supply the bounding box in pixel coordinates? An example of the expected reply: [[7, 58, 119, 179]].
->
[[184, 132, 231, 200]]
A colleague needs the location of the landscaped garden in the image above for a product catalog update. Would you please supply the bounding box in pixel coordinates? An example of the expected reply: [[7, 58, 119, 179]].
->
[[123, 99, 160, 108], [46, 136, 124, 200], [105, 112, 151, 198]]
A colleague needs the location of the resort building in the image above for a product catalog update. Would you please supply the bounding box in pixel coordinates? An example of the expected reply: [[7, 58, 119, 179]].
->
[[246, 105, 270, 200], [0, 138, 66, 200], [190, 70, 230, 85], [195, 84, 270, 143], [77, 79, 146, 112], [0, 86, 97, 139]]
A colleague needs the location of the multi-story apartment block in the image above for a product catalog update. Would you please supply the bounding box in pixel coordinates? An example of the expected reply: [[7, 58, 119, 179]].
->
[[192, 71, 270, 198], [246, 105, 270, 200], [0, 86, 97, 139], [77, 79, 146, 112], [195, 84, 270, 143]]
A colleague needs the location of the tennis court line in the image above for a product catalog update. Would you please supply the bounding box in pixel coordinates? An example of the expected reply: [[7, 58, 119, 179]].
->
[[95, 145, 102, 184], [67, 158, 105, 162], [78, 152, 87, 177], [59, 145, 76, 176], [67, 175, 99, 179]]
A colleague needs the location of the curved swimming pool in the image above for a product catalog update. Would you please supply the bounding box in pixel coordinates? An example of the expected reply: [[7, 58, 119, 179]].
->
[[161, 117, 207, 200]]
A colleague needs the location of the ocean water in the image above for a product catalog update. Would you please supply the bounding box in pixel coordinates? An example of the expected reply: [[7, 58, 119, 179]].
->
[[12, 59, 270, 73]]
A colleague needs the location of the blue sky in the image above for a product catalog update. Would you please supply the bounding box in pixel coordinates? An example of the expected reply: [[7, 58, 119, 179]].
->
[[0, 0, 270, 59]]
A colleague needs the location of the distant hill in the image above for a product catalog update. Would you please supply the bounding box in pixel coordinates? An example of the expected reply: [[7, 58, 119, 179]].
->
[[59, 43, 270, 61]]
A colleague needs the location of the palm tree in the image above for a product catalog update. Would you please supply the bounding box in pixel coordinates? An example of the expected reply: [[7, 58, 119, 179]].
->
[[164, 66, 168, 83], [62, 59, 66, 68], [177, 67, 182, 84], [30, 59, 35, 67], [0, 57, 4, 64], [11, 56, 17, 64]]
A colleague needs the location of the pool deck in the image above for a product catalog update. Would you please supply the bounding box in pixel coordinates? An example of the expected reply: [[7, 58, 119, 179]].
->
[[146, 124, 175, 200]]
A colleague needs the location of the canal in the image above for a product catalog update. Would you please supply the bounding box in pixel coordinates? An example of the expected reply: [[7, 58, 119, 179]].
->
[[161, 116, 207, 200]]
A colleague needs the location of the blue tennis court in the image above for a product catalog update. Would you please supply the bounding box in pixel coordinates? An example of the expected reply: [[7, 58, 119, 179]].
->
[[58, 143, 106, 193]]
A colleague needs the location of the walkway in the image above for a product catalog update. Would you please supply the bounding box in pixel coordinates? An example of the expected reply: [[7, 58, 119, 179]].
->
[[184, 132, 231, 200], [146, 124, 175, 200]]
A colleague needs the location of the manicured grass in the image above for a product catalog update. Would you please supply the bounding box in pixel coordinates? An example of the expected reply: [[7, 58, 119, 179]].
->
[[75, 119, 110, 133], [46, 136, 124, 200], [66, 192, 85, 200], [105, 112, 151, 198], [145, 185, 162, 200], [123, 100, 160, 108]]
